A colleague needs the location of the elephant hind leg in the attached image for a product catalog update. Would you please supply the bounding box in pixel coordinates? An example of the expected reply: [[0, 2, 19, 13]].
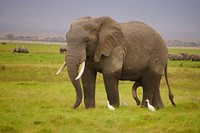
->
[[132, 81, 142, 106], [141, 71, 164, 109]]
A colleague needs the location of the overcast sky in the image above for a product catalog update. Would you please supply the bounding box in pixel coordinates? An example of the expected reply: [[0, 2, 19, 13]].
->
[[0, 0, 200, 41]]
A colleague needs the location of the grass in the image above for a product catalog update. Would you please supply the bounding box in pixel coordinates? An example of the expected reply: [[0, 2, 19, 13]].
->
[[0, 42, 200, 133], [168, 47, 200, 54]]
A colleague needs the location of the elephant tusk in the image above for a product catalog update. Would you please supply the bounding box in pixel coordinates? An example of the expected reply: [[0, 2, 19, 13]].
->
[[75, 61, 85, 80], [56, 62, 67, 75]]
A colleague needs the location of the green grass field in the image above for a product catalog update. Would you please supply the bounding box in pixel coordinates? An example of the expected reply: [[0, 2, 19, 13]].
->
[[0, 42, 200, 133]]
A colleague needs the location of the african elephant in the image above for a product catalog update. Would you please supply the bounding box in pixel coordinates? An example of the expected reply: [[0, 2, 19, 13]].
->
[[57, 16, 176, 109], [168, 54, 184, 60], [180, 53, 189, 60], [187, 54, 200, 61], [59, 47, 67, 54], [12, 47, 29, 53]]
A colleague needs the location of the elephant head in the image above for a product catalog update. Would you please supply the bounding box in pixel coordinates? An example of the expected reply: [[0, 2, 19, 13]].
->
[[12, 47, 20, 53], [64, 16, 124, 109], [12, 47, 29, 53]]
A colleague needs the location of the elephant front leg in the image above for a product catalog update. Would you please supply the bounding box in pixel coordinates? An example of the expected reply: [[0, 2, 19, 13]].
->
[[103, 72, 120, 107], [81, 68, 97, 109]]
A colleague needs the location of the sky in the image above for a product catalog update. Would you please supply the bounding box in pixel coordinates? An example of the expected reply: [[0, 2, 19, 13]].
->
[[0, 0, 200, 41]]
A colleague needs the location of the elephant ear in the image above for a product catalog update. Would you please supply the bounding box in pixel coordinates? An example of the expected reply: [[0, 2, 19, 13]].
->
[[72, 16, 92, 24], [93, 16, 124, 62]]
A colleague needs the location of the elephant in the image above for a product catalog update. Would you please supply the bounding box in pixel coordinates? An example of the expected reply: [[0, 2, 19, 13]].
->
[[59, 47, 67, 54], [180, 53, 189, 60], [187, 54, 200, 61], [12, 47, 29, 53], [56, 16, 176, 109], [168, 54, 184, 60]]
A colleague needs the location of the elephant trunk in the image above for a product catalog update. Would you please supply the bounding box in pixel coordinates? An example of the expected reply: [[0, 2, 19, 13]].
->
[[67, 64, 83, 109], [66, 43, 86, 109]]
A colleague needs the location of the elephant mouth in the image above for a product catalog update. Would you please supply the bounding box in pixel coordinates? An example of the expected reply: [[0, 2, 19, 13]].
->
[[75, 61, 85, 80]]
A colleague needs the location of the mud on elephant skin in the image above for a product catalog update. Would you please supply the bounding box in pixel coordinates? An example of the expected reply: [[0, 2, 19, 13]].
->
[[57, 16, 176, 109]]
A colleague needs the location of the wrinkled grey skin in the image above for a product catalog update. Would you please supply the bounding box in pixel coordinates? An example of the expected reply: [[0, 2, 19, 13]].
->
[[12, 47, 29, 53], [180, 53, 189, 60], [169, 53, 200, 61], [60, 47, 67, 54], [187, 54, 200, 61], [168, 54, 184, 60], [62, 16, 176, 109]]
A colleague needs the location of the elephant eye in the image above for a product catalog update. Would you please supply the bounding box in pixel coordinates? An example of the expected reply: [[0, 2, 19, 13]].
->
[[84, 38, 90, 43]]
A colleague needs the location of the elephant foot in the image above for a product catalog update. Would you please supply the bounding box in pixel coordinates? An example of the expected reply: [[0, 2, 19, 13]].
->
[[141, 92, 164, 109], [152, 94, 164, 108], [141, 100, 164, 109], [84, 98, 95, 109]]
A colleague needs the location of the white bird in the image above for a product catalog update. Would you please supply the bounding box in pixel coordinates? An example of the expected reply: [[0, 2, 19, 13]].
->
[[146, 99, 155, 112], [122, 101, 128, 106], [107, 100, 115, 111]]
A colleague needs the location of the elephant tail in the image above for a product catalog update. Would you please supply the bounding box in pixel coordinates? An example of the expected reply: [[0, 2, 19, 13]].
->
[[56, 62, 67, 75], [164, 63, 176, 106]]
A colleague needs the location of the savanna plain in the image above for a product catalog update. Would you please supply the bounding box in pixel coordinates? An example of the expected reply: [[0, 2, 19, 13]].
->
[[0, 42, 200, 133]]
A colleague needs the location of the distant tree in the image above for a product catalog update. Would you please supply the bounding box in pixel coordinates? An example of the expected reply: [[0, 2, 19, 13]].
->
[[188, 42, 198, 47], [43, 36, 65, 43], [5, 34, 15, 41], [166, 40, 200, 47]]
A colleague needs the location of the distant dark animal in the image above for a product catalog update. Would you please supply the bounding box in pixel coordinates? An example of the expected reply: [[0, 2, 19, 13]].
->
[[59, 47, 67, 54], [1, 42, 6, 45], [180, 53, 189, 60], [187, 54, 200, 61], [168, 54, 184, 60], [12, 47, 29, 53]]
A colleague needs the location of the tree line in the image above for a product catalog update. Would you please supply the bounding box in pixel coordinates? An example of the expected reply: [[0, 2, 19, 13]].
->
[[1, 34, 200, 47], [166, 40, 200, 47], [1, 34, 66, 43]]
